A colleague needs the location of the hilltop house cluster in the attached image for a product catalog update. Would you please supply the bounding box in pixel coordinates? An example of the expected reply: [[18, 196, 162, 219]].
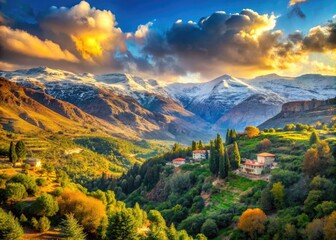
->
[[240, 152, 277, 175], [171, 150, 210, 167]]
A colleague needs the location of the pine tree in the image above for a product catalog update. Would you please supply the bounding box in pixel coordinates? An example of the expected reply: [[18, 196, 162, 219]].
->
[[309, 131, 320, 145], [198, 140, 204, 150], [0, 209, 24, 240], [192, 141, 198, 151], [60, 214, 86, 240], [167, 223, 178, 240], [9, 142, 18, 165], [231, 142, 241, 169], [107, 210, 137, 240], [15, 140, 26, 162]]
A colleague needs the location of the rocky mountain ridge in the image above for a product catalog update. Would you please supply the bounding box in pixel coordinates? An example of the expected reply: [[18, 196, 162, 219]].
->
[[1, 67, 335, 140]]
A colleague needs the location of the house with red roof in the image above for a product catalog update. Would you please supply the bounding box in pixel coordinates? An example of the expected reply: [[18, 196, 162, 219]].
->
[[192, 150, 210, 161], [240, 152, 276, 175], [172, 158, 186, 167]]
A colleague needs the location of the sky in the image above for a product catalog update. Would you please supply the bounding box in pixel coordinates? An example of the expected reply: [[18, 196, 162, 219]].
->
[[0, 0, 335, 82]]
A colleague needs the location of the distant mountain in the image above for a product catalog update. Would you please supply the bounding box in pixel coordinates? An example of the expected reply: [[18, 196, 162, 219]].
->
[[167, 75, 260, 123], [0, 68, 211, 142], [0, 77, 136, 139], [1, 67, 335, 138], [259, 98, 336, 129], [214, 93, 285, 131]]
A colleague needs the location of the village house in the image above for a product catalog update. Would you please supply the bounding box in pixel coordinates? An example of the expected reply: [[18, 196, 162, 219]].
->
[[172, 158, 186, 167], [192, 150, 210, 161], [240, 152, 276, 175], [26, 158, 42, 168]]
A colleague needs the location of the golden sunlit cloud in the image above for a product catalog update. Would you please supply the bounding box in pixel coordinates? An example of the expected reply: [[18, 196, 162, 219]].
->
[[289, 0, 306, 6], [0, 26, 79, 62], [134, 22, 153, 43], [41, 1, 126, 62]]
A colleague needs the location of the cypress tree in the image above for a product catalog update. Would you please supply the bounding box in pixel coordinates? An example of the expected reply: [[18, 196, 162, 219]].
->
[[9, 142, 18, 165], [225, 129, 230, 145], [15, 140, 26, 162], [60, 214, 86, 240], [213, 134, 223, 176], [225, 148, 230, 171], [231, 142, 241, 169], [192, 141, 198, 151], [198, 140, 204, 149], [209, 140, 216, 175], [309, 131, 320, 145], [231, 130, 237, 143], [219, 144, 226, 179]]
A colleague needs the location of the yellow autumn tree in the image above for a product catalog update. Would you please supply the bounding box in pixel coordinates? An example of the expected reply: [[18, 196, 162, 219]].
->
[[238, 208, 267, 239], [245, 126, 260, 138], [57, 189, 107, 234], [324, 211, 336, 239]]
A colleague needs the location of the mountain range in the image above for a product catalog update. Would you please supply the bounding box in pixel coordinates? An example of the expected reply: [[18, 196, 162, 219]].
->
[[0, 67, 335, 142]]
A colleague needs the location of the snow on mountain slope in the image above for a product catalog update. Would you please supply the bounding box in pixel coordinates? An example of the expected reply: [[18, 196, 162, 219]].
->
[[246, 74, 336, 101], [1, 67, 335, 136], [167, 75, 264, 123]]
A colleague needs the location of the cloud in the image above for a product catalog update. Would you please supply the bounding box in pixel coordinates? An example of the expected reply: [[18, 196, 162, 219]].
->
[[303, 23, 336, 52], [140, 9, 291, 77], [0, 25, 79, 62], [134, 22, 153, 43], [288, 0, 306, 6], [41, 1, 126, 62], [137, 10, 336, 79]]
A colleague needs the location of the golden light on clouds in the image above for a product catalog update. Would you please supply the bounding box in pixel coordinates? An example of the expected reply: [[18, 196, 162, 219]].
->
[[71, 35, 103, 60], [289, 0, 306, 6], [0, 26, 79, 62], [41, 1, 126, 62]]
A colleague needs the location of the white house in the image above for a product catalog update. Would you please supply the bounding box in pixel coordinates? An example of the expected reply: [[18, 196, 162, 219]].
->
[[172, 158, 186, 167], [26, 158, 42, 168], [240, 152, 275, 175], [256, 152, 276, 165], [192, 150, 209, 161]]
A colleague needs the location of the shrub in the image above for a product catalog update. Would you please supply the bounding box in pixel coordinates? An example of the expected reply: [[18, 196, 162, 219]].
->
[[5, 183, 27, 203], [201, 219, 218, 238], [30, 193, 59, 217], [38, 216, 50, 232], [10, 173, 38, 195], [36, 178, 48, 187]]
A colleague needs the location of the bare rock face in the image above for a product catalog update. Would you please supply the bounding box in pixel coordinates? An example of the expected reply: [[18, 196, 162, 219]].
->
[[259, 98, 336, 129], [281, 99, 332, 114]]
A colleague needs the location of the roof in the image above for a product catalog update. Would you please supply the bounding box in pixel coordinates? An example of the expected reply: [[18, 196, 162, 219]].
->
[[244, 160, 265, 167], [193, 150, 207, 153], [172, 158, 186, 162], [256, 152, 275, 157]]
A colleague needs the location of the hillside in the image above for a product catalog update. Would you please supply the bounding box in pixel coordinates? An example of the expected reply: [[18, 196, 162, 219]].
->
[[0, 77, 137, 139], [259, 98, 336, 129]]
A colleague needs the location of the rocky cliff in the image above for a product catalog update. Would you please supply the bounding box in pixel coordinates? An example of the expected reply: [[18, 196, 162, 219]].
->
[[259, 98, 336, 129]]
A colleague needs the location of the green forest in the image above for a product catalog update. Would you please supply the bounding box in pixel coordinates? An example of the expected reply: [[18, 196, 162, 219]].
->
[[0, 119, 336, 239]]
